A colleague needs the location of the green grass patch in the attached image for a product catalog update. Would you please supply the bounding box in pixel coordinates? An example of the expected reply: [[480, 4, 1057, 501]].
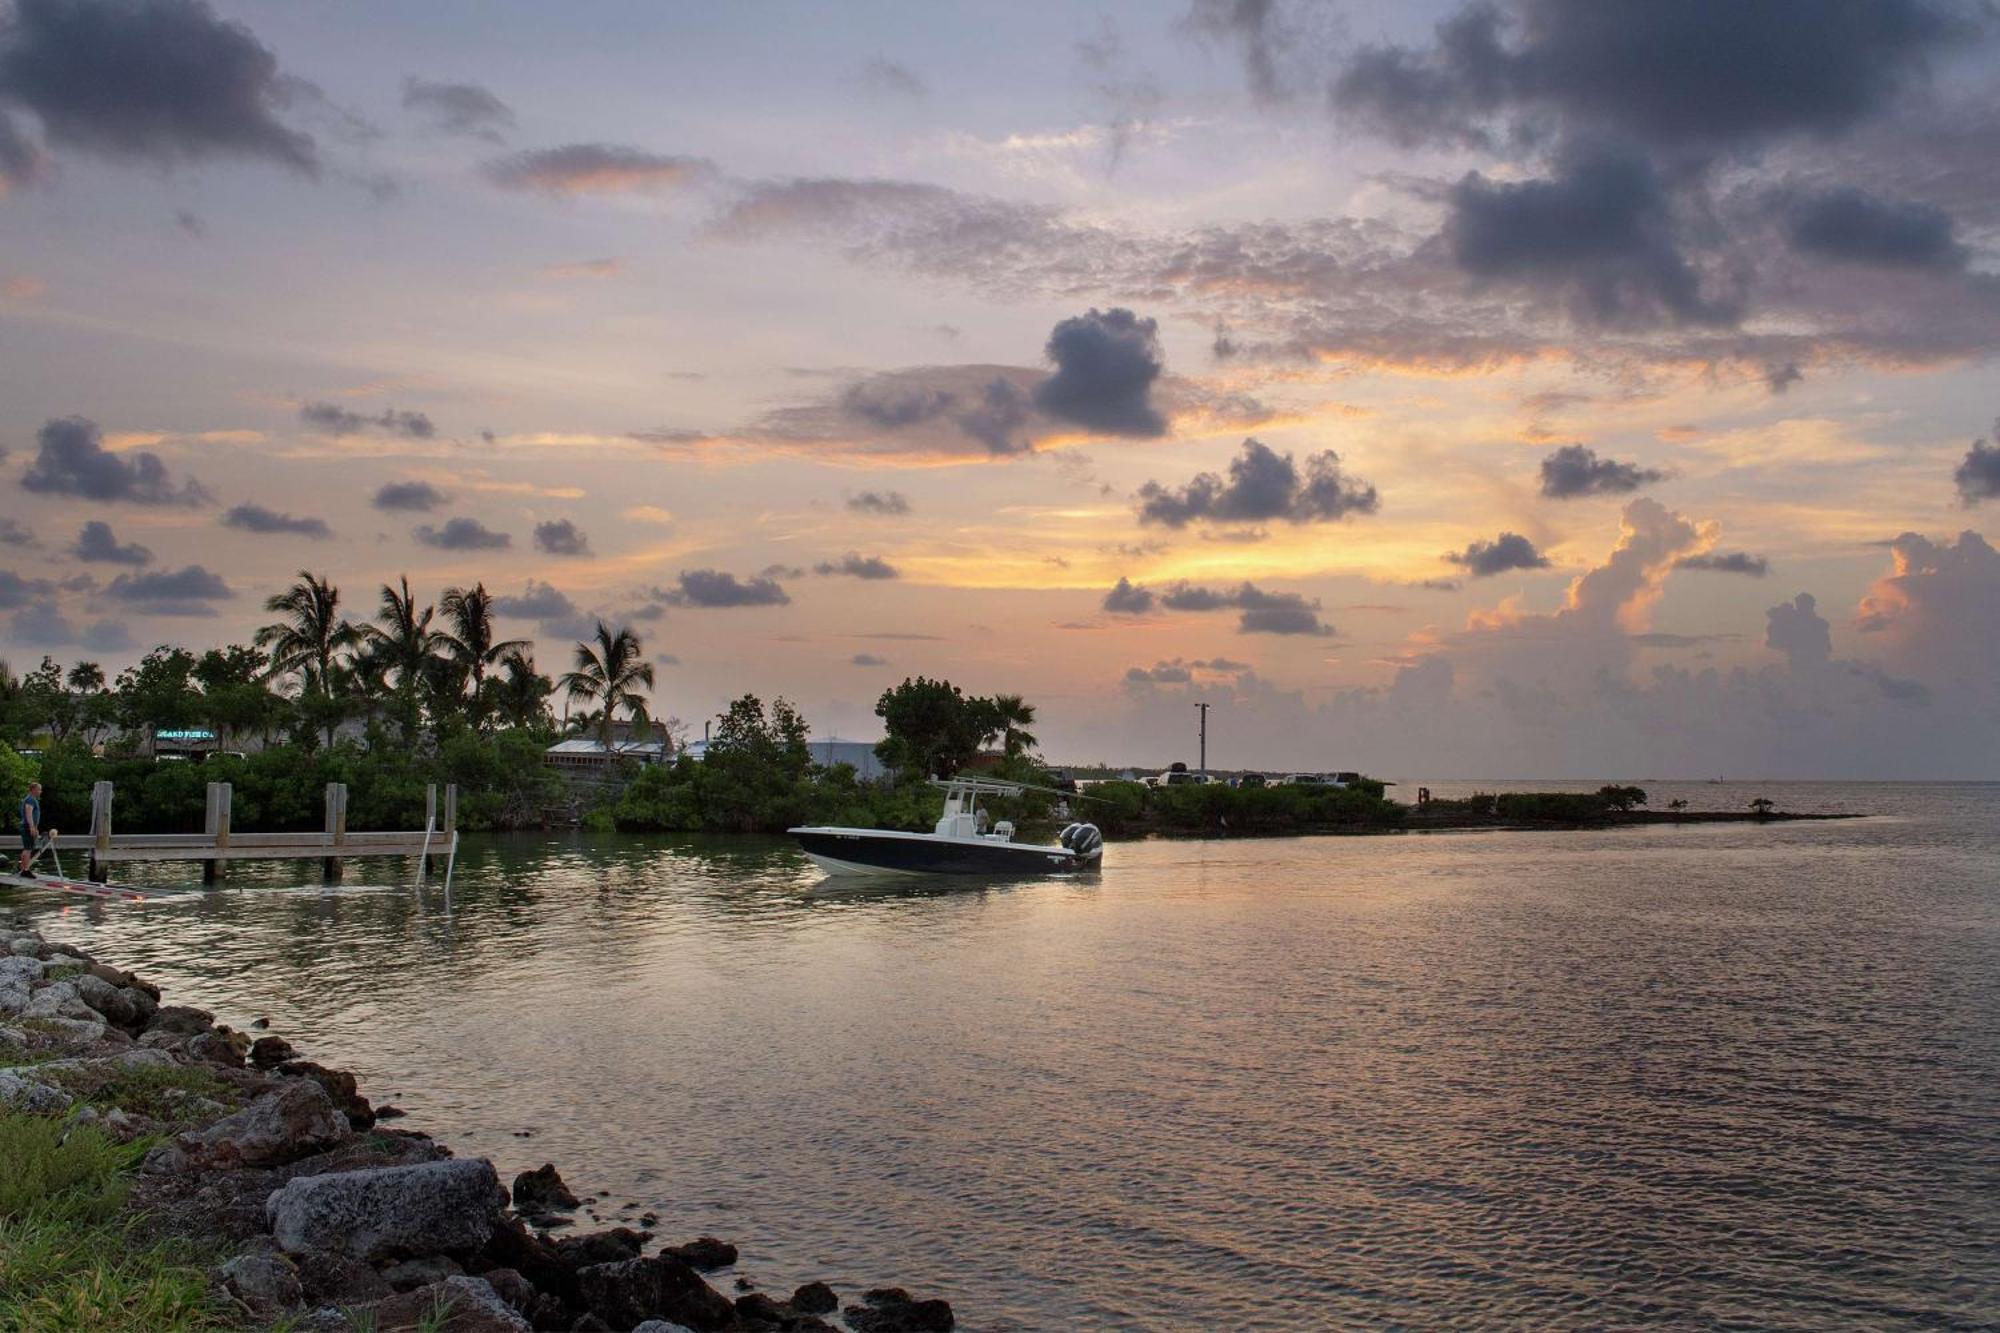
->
[[0, 1037, 62, 1069], [38, 1063, 234, 1127], [0, 1109, 235, 1333]]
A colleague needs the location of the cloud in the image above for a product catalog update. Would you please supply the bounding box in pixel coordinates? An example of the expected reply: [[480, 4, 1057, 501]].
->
[[222, 503, 331, 538], [1446, 143, 1736, 329], [105, 563, 231, 614], [542, 258, 622, 279], [532, 519, 590, 557], [8, 596, 130, 650], [1103, 577, 1156, 615], [847, 490, 911, 516], [1785, 187, 1966, 269], [1329, 0, 1973, 152], [1676, 551, 1769, 576], [0, 569, 55, 607], [861, 58, 926, 97], [850, 652, 890, 667], [1033, 307, 1167, 437], [1157, 580, 1335, 635], [1123, 655, 1256, 688], [1765, 592, 1833, 671], [1185, 0, 1286, 102], [481, 143, 711, 195], [490, 580, 589, 636], [662, 569, 791, 608], [372, 480, 448, 512], [1953, 428, 2000, 504], [1447, 532, 1553, 577], [71, 520, 151, 565], [814, 553, 899, 580], [0, 518, 34, 548], [1855, 530, 2000, 696], [1539, 443, 1666, 498], [401, 76, 513, 141], [300, 401, 436, 439], [0, 0, 317, 175], [21, 416, 209, 505], [1137, 437, 1378, 528], [413, 517, 510, 550], [0, 110, 48, 191]]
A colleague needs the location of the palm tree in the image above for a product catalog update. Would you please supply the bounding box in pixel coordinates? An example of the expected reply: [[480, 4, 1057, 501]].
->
[[494, 649, 554, 731], [366, 577, 445, 691], [256, 571, 360, 747], [989, 693, 1039, 758], [438, 583, 528, 727], [559, 622, 655, 747]]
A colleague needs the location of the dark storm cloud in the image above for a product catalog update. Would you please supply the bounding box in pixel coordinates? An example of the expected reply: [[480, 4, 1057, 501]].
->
[[1955, 429, 2000, 504], [1330, 0, 1976, 152], [1136, 438, 1379, 528], [481, 143, 712, 195], [106, 563, 232, 613], [0, 0, 316, 174], [664, 569, 791, 608], [300, 401, 436, 439], [1785, 187, 1967, 269], [71, 520, 151, 565], [847, 490, 911, 516], [222, 503, 331, 538], [532, 519, 590, 557], [1102, 577, 1156, 615], [1446, 144, 1736, 329], [1538, 443, 1666, 498], [1446, 532, 1552, 577], [413, 517, 510, 550], [372, 480, 447, 512], [814, 553, 899, 580], [0, 569, 56, 607], [1033, 308, 1168, 438], [1157, 580, 1334, 635], [21, 416, 209, 505], [1676, 551, 1770, 576], [401, 76, 514, 141]]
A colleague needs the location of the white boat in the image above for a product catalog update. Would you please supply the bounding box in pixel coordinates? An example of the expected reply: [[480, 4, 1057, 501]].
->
[[790, 777, 1103, 877]]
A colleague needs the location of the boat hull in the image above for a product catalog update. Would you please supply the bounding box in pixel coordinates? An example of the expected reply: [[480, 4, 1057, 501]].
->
[[791, 827, 1098, 877]]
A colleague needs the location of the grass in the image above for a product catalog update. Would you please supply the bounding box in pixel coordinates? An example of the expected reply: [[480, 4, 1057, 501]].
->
[[38, 1062, 233, 1127], [0, 1037, 61, 1069], [0, 1108, 235, 1333]]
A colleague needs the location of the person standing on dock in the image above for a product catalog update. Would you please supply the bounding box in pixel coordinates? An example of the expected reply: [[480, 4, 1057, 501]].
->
[[17, 781, 42, 877]]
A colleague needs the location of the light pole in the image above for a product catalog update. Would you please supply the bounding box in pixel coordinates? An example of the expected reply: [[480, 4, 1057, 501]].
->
[[1196, 701, 1209, 778]]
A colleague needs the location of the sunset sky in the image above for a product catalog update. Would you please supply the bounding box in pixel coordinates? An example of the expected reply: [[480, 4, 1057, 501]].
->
[[3, 0, 1999, 776]]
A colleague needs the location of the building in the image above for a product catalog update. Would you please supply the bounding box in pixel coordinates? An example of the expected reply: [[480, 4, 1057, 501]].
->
[[543, 720, 674, 780], [679, 736, 888, 781]]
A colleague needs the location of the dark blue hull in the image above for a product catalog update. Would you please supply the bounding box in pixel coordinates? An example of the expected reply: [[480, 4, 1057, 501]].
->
[[792, 828, 1096, 876]]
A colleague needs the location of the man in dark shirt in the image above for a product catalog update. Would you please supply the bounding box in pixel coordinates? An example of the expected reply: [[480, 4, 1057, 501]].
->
[[17, 781, 41, 876]]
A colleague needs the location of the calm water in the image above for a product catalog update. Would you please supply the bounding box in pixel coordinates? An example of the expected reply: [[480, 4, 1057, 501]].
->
[[19, 781, 2000, 1330]]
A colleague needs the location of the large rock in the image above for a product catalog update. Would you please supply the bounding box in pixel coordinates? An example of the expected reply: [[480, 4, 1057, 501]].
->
[[0, 955, 46, 986], [218, 1250, 304, 1314], [633, 1323, 702, 1333], [574, 1254, 737, 1332], [24, 980, 99, 1024], [267, 1158, 507, 1262], [248, 1034, 297, 1069], [844, 1289, 955, 1332], [279, 1059, 375, 1129], [145, 1004, 216, 1037], [365, 1276, 531, 1332], [0, 1070, 71, 1115], [791, 1282, 837, 1315], [510, 1162, 579, 1215], [72, 973, 143, 1028], [182, 1078, 347, 1168], [663, 1236, 737, 1271]]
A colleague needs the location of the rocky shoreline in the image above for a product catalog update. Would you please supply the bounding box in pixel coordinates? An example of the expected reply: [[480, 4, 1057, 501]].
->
[[0, 910, 953, 1333]]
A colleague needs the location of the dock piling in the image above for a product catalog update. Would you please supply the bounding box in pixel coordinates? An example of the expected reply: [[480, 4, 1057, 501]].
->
[[203, 782, 232, 884], [89, 781, 112, 883], [322, 782, 348, 882]]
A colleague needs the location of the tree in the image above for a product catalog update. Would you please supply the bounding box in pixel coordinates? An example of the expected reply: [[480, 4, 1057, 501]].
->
[[988, 693, 1038, 759], [439, 583, 528, 729], [874, 677, 992, 777], [1596, 784, 1647, 812], [195, 646, 282, 749], [113, 647, 202, 749], [257, 571, 360, 744], [701, 693, 813, 831], [495, 650, 555, 732], [365, 577, 445, 736], [558, 622, 654, 746], [1749, 796, 1776, 817], [1666, 798, 1689, 818], [17, 658, 72, 742]]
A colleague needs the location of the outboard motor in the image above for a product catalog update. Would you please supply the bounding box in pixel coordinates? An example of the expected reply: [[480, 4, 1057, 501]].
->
[[1059, 822, 1104, 860]]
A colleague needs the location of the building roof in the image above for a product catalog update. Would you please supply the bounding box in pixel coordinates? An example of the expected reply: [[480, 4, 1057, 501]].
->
[[545, 737, 670, 758]]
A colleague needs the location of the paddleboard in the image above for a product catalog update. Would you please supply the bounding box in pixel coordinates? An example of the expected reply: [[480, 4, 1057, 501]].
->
[[0, 872, 148, 901]]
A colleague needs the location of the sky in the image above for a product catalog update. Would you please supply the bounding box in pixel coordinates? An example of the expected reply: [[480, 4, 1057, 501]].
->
[[2, 0, 1999, 778]]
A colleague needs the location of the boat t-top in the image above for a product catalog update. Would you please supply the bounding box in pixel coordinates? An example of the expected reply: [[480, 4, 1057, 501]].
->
[[790, 777, 1103, 877]]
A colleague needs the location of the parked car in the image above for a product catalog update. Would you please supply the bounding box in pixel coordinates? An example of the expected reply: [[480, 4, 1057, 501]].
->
[[1231, 772, 1267, 789]]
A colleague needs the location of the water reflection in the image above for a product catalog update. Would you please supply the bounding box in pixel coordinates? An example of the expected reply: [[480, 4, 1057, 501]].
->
[[18, 783, 2000, 1331]]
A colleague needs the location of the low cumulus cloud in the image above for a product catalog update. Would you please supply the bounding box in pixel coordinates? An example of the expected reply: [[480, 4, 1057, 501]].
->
[[532, 519, 590, 557], [0, 519, 35, 548], [0, 0, 318, 177], [222, 503, 330, 538], [105, 563, 231, 615], [21, 416, 209, 505], [662, 569, 791, 608], [8, 596, 131, 651], [300, 401, 436, 439], [1765, 591, 1833, 670], [1676, 551, 1770, 576], [1154, 580, 1335, 636], [814, 553, 899, 579], [1103, 576, 1156, 615], [401, 76, 514, 142], [1784, 186, 1967, 269], [847, 490, 911, 515], [850, 652, 890, 667], [1137, 437, 1378, 529], [1539, 444, 1666, 498], [481, 143, 712, 194], [1447, 532, 1552, 577], [1123, 655, 1256, 687], [1033, 307, 1167, 437], [0, 569, 55, 607], [1953, 425, 2000, 504], [373, 480, 448, 512], [413, 517, 510, 550], [71, 520, 151, 565], [490, 579, 590, 637]]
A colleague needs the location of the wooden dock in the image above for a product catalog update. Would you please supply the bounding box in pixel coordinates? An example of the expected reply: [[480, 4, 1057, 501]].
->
[[45, 780, 458, 883]]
